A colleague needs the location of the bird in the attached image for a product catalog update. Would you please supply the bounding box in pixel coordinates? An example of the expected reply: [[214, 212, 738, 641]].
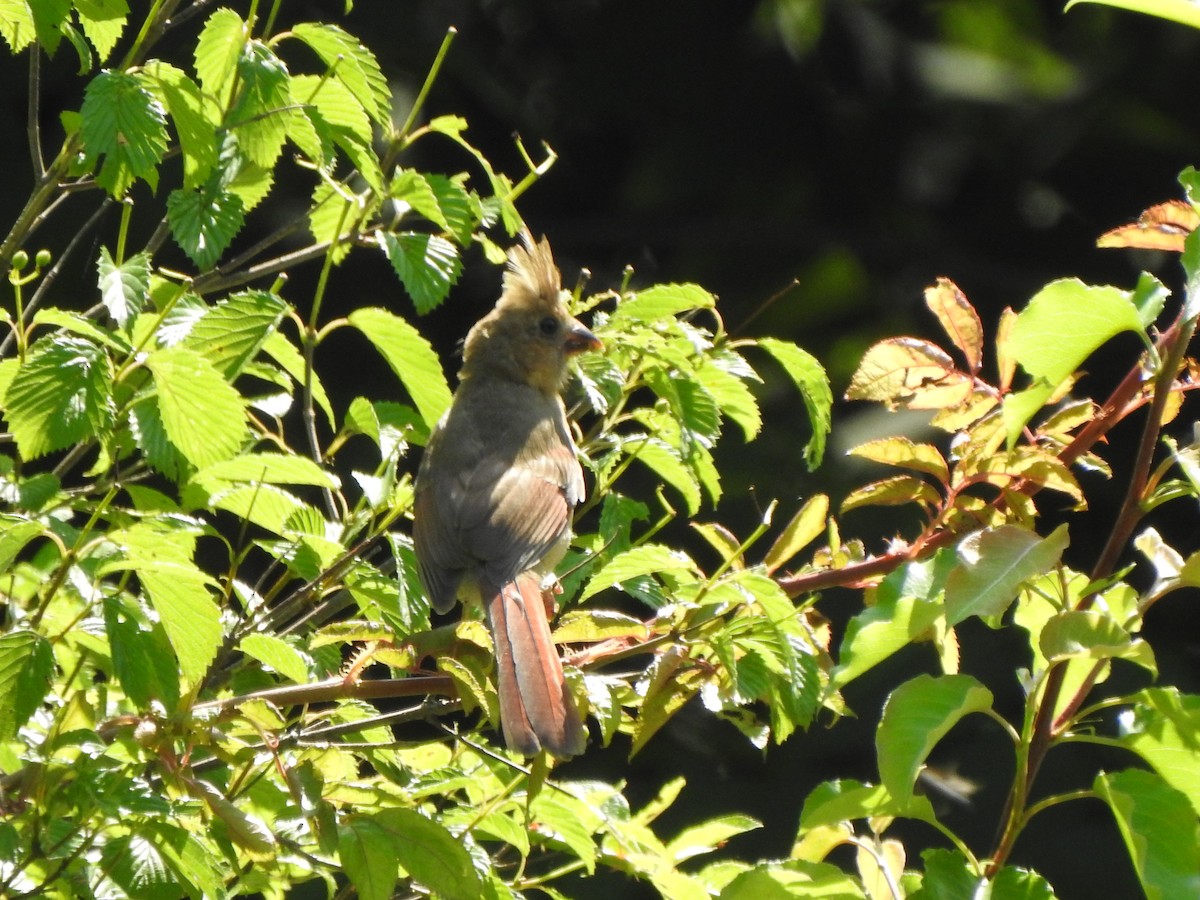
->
[[412, 232, 600, 758]]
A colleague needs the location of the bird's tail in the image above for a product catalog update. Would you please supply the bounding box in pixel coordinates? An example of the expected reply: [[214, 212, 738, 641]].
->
[[484, 573, 587, 759]]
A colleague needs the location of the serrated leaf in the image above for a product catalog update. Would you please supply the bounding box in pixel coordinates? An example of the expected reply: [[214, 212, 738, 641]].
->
[[695, 358, 761, 440], [426, 174, 476, 245], [182, 290, 287, 378], [291, 22, 391, 125], [0, 631, 54, 741], [229, 40, 291, 169], [306, 181, 361, 264], [877, 673, 994, 801], [0, 0, 36, 52], [191, 452, 338, 490], [389, 169, 446, 230], [925, 277, 983, 372], [261, 330, 334, 426], [554, 610, 650, 643], [1095, 769, 1200, 900], [944, 524, 1069, 626], [624, 435, 702, 515], [377, 231, 463, 314], [103, 593, 181, 711], [167, 185, 245, 270], [28, 0, 68, 53], [4, 336, 113, 459], [145, 345, 245, 468], [97, 247, 149, 327], [373, 808, 482, 897], [757, 337, 831, 468], [194, 7, 245, 103], [347, 307, 451, 428], [80, 70, 167, 196], [240, 634, 309, 683], [580, 543, 699, 602], [75, 0, 127, 62], [610, 283, 714, 323], [0, 517, 45, 572]]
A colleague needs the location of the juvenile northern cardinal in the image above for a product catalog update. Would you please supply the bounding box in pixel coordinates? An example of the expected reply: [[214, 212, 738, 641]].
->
[[413, 233, 600, 758]]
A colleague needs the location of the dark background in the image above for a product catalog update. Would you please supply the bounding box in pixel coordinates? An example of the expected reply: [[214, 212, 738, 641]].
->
[[6, 0, 1200, 895]]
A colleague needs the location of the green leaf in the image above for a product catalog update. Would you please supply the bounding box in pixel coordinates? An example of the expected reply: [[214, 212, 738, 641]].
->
[[912, 849, 982, 899], [4, 336, 113, 459], [182, 290, 287, 379], [0, 0, 36, 52], [695, 357, 761, 440], [191, 452, 339, 490], [757, 337, 831, 468], [145, 345, 245, 468], [1039, 610, 1156, 676], [75, 0, 128, 62], [143, 562, 221, 686], [104, 524, 222, 686], [373, 808, 482, 897], [0, 631, 54, 741], [103, 593, 181, 711], [347, 307, 451, 428], [1120, 688, 1200, 816], [28, 0, 68, 53], [261, 330, 335, 426], [80, 70, 168, 196], [1003, 279, 1144, 445], [719, 859, 867, 899], [764, 493, 828, 575], [623, 434, 702, 515], [390, 169, 448, 230], [291, 22, 391, 125], [377, 231, 463, 314], [1066, 0, 1200, 29], [849, 435, 950, 483], [194, 8, 245, 104], [667, 814, 761, 862], [943, 524, 1069, 626], [877, 673, 994, 801], [167, 185, 245, 269], [798, 779, 938, 831], [1095, 769, 1200, 900], [580, 543, 700, 602], [240, 634, 309, 683], [610, 283, 715, 323], [229, 40, 291, 169], [426, 174, 476, 245], [0, 516, 45, 573], [97, 247, 149, 327]]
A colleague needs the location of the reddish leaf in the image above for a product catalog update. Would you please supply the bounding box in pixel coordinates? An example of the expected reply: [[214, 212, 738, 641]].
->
[[925, 278, 984, 373], [1097, 199, 1200, 253]]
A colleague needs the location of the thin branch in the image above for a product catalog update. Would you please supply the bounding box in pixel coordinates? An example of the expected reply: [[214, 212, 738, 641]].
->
[[27, 48, 44, 178]]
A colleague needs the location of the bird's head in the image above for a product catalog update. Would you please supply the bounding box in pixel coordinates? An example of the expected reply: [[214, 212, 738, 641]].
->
[[461, 233, 602, 394]]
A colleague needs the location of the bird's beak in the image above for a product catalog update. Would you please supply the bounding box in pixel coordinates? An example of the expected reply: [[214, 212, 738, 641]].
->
[[564, 320, 603, 355]]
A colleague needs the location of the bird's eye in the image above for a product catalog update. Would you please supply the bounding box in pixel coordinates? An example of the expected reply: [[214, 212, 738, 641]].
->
[[538, 316, 559, 336]]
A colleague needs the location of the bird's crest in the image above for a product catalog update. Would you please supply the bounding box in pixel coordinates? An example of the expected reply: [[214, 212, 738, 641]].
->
[[502, 231, 563, 310]]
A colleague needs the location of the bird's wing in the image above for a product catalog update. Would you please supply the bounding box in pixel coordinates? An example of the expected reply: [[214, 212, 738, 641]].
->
[[414, 398, 583, 610], [460, 433, 580, 586]]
